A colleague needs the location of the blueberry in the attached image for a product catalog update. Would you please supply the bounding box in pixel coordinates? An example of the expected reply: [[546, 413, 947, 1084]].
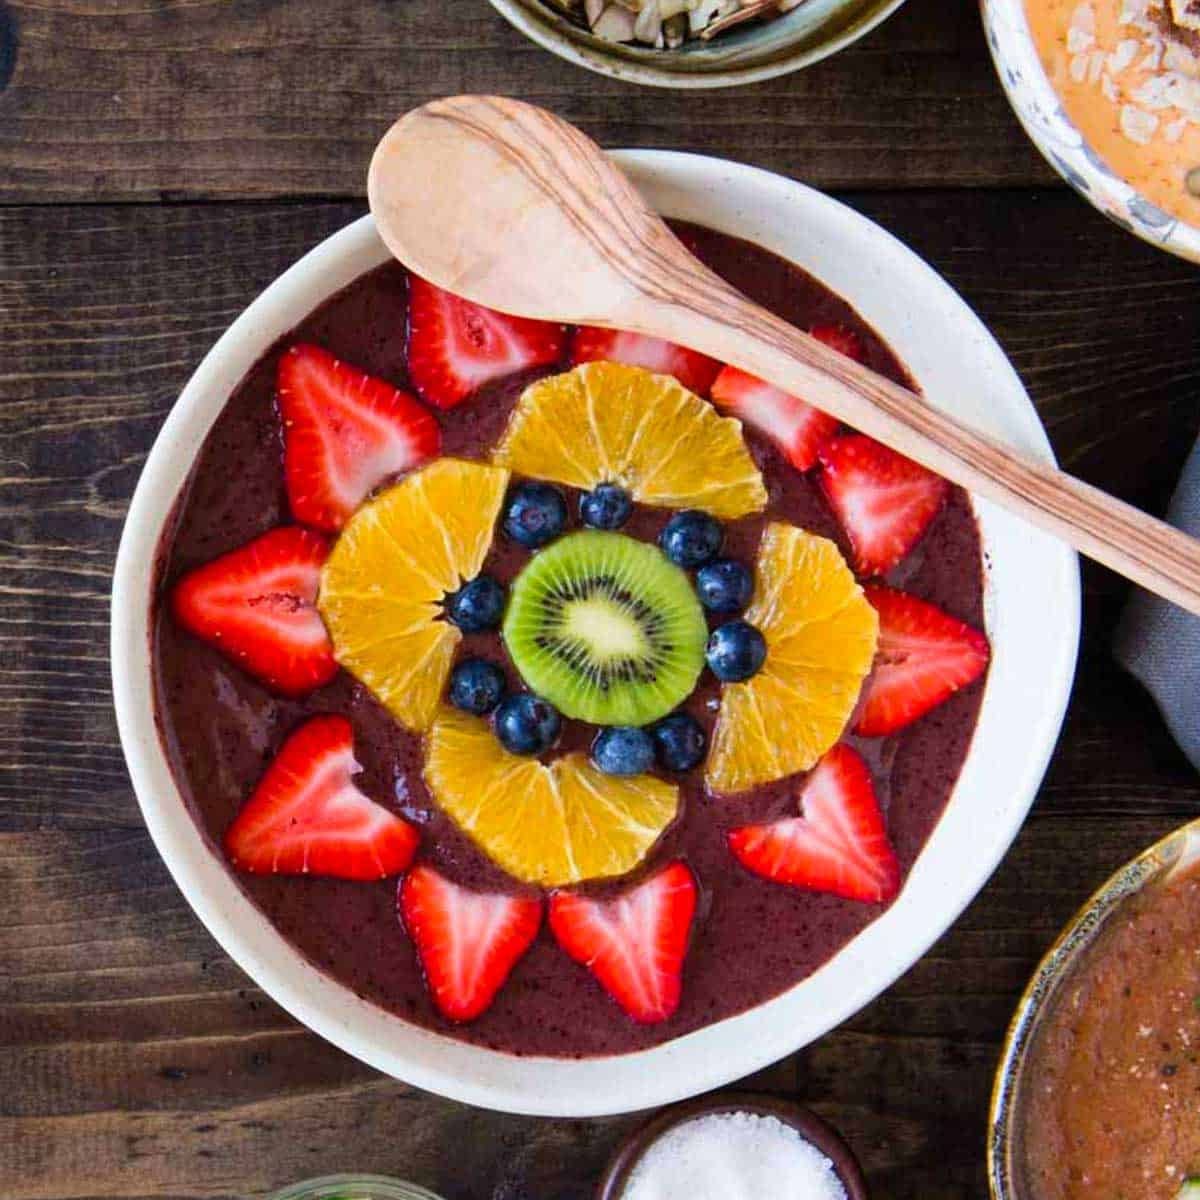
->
[[448, 658, 507, 715], [504, 482, 567, 548], [659, 510, 722, 569], [706, 620, 767, 683], [445, 574, 506, 632], [651, 713, 707, 772], [493, 693, 562, 755], [579, 483, 633, 531], [695, 559, 753, 614], [591, 726, 655, 776]]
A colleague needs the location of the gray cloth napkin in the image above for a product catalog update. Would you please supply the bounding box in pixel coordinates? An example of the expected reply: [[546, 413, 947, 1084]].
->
[[1115, 439, 1200, 771]]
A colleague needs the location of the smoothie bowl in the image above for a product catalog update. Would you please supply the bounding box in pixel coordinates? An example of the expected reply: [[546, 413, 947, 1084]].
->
[[111, 151, 1079, 1116]]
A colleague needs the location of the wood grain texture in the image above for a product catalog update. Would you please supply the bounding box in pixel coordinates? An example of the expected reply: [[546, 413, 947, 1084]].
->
[[1, 191, 1199, 1199], [0, 0, 1053, 203]]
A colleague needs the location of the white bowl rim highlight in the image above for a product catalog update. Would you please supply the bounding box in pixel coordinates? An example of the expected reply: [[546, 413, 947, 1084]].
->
[[111, 148, 1080, 1118]]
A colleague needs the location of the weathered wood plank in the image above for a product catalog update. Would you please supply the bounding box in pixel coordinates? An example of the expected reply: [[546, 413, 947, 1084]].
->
[[0, 0, 1053, 202]]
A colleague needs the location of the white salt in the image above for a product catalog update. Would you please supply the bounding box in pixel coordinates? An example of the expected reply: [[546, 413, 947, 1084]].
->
[[622, 1111, 848, 1200]]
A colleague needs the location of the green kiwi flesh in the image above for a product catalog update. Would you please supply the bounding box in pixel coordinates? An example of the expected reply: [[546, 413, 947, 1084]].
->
[[503, 530, 707, 726]]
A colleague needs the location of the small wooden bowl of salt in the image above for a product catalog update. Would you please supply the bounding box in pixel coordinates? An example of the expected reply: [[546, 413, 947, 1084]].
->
[[596, 1092, 868, 1200]]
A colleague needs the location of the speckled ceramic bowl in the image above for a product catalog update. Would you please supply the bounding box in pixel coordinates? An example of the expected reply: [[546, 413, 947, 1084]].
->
[[981, 0, 1200, 263], [596, 1092, 869, 1199], [486, 0, 905, 88], [987, 816, 1200, 1199], [269, 1176, 445, 1200]]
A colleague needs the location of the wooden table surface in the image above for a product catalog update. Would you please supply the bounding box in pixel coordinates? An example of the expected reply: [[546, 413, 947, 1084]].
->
[[2, 1, 1199, 1197]]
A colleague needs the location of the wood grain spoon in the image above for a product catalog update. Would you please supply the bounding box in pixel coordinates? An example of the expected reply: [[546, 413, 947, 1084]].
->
[[368, 94, 1200, 616]]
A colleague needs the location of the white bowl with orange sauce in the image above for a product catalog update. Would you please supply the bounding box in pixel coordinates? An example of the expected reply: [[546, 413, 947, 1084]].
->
[[983, 0, 1200, 262]]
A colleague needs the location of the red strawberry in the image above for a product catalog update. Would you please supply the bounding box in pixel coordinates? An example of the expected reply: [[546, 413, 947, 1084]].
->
[[406, 275, 565, 409], [817, 434, 949, 576], [171, 526, 337, 697], [548, 861, 697, 1025], [710, 366, 839, 472], [809, 324, 867, 363], [277, 344, 440, 532], [856, 585, 990, 736], [570, 327, 720, 396], [729, 744, 900, 903], [225, 715, 419, 880], [400, 864, 542, 1022]]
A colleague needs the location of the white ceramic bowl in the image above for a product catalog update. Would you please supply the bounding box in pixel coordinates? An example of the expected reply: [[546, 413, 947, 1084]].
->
[[111, 150, 1080, 1118], [981, 0, 1200, 263]]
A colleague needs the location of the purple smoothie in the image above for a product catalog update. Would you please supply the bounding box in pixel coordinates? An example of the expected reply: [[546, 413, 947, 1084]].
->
[[152, 223, 986, 1056]]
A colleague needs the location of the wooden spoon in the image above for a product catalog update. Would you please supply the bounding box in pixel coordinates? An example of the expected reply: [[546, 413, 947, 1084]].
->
[[368, 95, 1200, 616]]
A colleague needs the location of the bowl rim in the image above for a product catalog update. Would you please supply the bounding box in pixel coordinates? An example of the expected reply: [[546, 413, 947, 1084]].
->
[[980, 0, 1200, 264], [485, 0, 908, 88], [111, 147, 1080, 1117], [594, 1091, 869, 1199], [986, 815, 1200, 1199]]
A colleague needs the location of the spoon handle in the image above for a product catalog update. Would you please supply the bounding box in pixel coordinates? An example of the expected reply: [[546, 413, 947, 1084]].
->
[[637, 279, 1200, 616]]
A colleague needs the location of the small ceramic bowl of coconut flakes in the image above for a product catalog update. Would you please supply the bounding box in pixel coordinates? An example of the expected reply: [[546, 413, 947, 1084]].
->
[[486, 0, 908, 87], [596, 1093, 869, 1200], [983, 0, 1200, 262]]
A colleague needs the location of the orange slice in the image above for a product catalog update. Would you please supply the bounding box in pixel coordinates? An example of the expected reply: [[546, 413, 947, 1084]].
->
[[424, 706, 679, 887], [492, 361, 767, 520], [318, 458, 510, 732], [705, 524, 878, 795]]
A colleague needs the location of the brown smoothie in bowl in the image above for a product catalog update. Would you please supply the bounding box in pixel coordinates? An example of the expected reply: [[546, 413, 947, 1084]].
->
[[152, 223, 988, 1056], [1021, 862, 1200, 1199]]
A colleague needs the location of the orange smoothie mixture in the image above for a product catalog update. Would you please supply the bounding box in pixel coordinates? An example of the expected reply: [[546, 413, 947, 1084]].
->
[[1026, 0, 1200, 224], [1022, 863, 1200, 1199]]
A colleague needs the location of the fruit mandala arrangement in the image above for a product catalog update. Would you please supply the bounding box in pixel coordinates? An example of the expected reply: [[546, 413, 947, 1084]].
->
[[167, 271, 991, 1033]]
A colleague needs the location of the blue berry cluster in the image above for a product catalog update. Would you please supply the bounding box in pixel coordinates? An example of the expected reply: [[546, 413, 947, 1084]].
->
[[444, 483, 768, 775]]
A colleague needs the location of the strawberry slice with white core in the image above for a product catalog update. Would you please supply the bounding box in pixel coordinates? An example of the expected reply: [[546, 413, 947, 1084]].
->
[[855, 585, 990, 737], [817, 434, 950, 576], [548, 860, 697, 1024], [171, 525, 337, 697], [729, 744, 900, 903], [225, 715, 419, 880], [809, 324, 867, 363], [400, 864, 542, 1022], [277, 343, 440, 532], [570, 327, 720, 397], [710, 366, 839, 472], [406, 275, 566, 409]]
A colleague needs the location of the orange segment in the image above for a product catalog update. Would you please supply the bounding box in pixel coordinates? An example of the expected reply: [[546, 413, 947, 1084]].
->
[[706, 524, 878, 795], [425, 706, 678, 887], [318, 458, 510, 732], [492, 361, 767, 520]]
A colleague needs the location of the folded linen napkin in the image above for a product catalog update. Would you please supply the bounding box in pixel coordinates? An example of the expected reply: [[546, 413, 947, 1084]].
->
[[1114, 438, 1200, 771]]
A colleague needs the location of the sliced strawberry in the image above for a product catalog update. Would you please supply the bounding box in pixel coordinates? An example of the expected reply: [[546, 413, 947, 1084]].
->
[[277, 343, 440, 532], [856, 585, 990, 736], [171, 526, 337, 697], [406, 275, 565, 409], [570, 327, 720, 396], [710, 366, 839, 472], [810, 324, 867, 363], [400, 864, 542, 1022], [548, 860, 697, 1025], [225, 715, 419, 880], [729, 744, 900, 903], [817, 434, 950, 576]]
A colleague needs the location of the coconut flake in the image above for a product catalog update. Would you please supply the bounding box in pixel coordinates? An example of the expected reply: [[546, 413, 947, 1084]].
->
[[1120, 103, 1160, 143], [1109, 39, 1141, 74]]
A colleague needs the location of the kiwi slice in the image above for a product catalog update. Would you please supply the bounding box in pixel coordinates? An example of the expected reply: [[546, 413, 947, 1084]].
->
[[503, 530, 707, 726]]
